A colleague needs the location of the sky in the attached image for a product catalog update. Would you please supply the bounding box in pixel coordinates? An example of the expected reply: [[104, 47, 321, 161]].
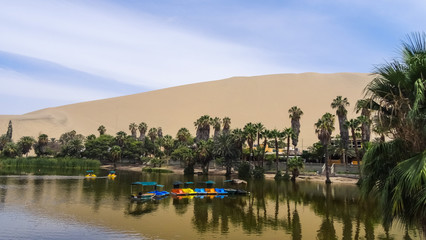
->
[[0, 0, 425, 114]]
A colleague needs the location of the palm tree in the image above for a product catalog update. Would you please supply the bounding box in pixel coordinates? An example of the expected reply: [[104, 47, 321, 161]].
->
[[176, 127, 191, 144], [115, 131, 127, 147], [17, 136, 36, 157], [157, 127, 163, 138], [213, 133, 239, 176], [138, 122, 148, 140], [345, 118, 361, 177], [268, 129, 282, 174], [148, 128, 158, 142], [222, 117, 231, 133], [129, 123, 137, 138], [110, 145, 121, 170], [261, 129, 270, 167], [243, 122, 257, 162], [6, 120, 12, 140], [37, 133, 49, 156], [331, 96, 350, 163], [361, 33, 426, 230], [212, 117, 221, 138], [194, 115, 212, 142], [288, 106, 304, 153], [254, 123, 265, 162], [195, 140, 213, 175], [355, 99, 374, 144], [283, 127, 295, 176], [97, 125, 106, 136], [232, 128, 246, 160], [315, 113, 335, 184]]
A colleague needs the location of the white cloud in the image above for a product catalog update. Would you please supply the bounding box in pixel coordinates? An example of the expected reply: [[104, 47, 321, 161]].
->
[[0, 0, 283, 90], [0, 68, 118, 102]]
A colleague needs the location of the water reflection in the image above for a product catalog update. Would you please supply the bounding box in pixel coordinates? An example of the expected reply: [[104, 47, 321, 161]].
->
[[0, 169, 420, 239]]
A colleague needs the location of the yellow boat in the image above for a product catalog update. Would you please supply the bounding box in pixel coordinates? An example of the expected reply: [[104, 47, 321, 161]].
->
[[107, 171, 117, 179], [85, 170, 96, 178]]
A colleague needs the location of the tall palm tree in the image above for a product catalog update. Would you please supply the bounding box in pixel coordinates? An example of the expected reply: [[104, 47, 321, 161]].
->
[[261, 129, 270, 167], [176, 127, 191, 144], [194, 115, 212, 142], [254, 123, 265, 162], [315, 113, 335, 184], [345, 118, 361, 177], [222, 117, 231, 133], [97, 125, 106, 136], [232, 128, 246, 160], [288, 106, 303, 153], [6, 120, 12, 140], [212, 117, 221, 138], [129, 122, 137, 139], [138, 122, 148, 140], [17, 136, 36, 157], [35, 133, 49, 156], [115, 131, 127, 147], [268, 129, 282, 174], [243, 122, 257, 162], [355, 99, 374, 144], [283, 127, 295, 176], [157, 127, 163, 138], [148, 128, 158, 142], [331, 96, 350, 163]]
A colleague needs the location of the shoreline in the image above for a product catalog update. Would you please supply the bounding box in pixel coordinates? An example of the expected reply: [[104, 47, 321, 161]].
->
[[101, 164, 359, 184]]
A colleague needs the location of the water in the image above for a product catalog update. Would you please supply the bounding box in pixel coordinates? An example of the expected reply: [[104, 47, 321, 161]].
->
[[0, 169, 421, 239]]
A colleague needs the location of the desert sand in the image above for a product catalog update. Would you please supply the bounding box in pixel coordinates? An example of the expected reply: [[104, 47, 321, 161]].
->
[[0, 72, 372, 149]]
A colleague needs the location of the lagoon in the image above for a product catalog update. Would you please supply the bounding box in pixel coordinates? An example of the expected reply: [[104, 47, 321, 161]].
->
[[0, 169, 420, 239]]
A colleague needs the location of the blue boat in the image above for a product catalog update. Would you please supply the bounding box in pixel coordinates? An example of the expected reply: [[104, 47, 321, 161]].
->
[[130, 182, 169, 200]]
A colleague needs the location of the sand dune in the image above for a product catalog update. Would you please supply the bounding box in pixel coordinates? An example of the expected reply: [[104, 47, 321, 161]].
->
[[0, 72, 373, 149]]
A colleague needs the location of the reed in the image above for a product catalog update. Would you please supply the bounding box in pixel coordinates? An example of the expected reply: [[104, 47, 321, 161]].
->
[[0, 157, 100, 169], [142, 167, 173, 173]]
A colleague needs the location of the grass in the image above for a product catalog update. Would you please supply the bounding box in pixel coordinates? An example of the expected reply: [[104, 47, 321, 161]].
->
[[0, 157, 100, 169], [142, 167, 174, 173]]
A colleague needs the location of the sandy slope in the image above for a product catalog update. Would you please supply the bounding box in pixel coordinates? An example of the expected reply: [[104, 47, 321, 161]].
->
[[0, 72, 373, 149]]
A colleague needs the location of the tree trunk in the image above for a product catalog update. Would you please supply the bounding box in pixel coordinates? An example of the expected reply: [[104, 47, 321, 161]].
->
[[325, 144, 331, 184], [352, 128, 361, 178], [262, 138, 267, 168], [338, 114, 349, 150], [225, 157, 231, 176], [286, 136, 290, 175], [275, 138, 279, 174]]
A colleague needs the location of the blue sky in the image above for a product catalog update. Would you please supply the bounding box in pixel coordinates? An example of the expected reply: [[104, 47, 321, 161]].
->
[[1, 0, 425, 114]]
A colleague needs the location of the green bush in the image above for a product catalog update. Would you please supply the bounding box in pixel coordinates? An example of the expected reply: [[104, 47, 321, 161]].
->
[[142, 167, 173, 173], [0, 157, 100, 169], [253, 166, 265, 179], [238, 161, 251, 179]]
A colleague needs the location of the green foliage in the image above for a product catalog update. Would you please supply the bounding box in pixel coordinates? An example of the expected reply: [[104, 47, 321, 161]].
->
[[253, 166, 264, 179], [17, 136, 36, 156], [0, 157, 100, 169], [142, 167, 173, 173], [238, 161, 251, 179], [83, 134, 114, 161], [360, 33, 426, 230], [2, 142, 19, 158]]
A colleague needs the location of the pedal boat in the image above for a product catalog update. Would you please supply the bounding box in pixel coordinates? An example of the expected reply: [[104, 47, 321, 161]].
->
[[107, 170, 117, 179], [85, 170, 96, 178], [130, 182, 169, 200]]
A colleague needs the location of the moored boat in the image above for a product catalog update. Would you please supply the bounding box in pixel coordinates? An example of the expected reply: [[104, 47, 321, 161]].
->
[[130, 182, 169, 200], [224, 179, 249, 195], [85, 170, 96, 178], [107, 170, 117, 179]]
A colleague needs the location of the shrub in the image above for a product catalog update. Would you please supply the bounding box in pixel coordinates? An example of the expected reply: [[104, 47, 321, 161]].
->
[[238, 161, 251, 179], [253, 166, 265, 179]]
